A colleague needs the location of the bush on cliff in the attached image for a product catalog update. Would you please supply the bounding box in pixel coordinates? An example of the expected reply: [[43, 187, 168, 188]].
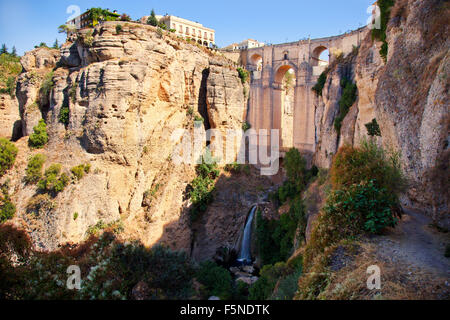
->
[[37, 164, 69, 195], [0, 182, 15, 223], [29, 119, 48, 149], [189, 151, 219, 223], [25, 154, 46, 184], [297, 139, 405, 299], [0, 138, 18, 177], [334, 78, 357, 133], [312, 70, 328, 96]]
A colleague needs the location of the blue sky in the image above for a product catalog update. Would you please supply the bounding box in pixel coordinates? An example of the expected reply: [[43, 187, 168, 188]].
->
[[0, 0, 374, 56]]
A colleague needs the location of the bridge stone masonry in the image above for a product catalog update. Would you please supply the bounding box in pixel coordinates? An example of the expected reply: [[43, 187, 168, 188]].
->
[[241, 27, 369, 160]]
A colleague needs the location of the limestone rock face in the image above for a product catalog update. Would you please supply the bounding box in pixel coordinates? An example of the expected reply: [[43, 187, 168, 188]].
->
[[20, 48, 59, 73], [0, 94, 20, 139], [7, 22, 248, 251], [313, 0, 449, 228]]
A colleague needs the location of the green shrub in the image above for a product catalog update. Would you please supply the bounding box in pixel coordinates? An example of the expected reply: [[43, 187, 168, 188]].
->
[[0, 138, 18, 177], [324, 180, 398, 235], [29, 119, 48, 149], [334, 78, 357, 133], [237, 67, 249, 84], [224, 162, 249, 175], [73, 212, 78, 220], [365, 118, 382, 137], [312, 70, 328, 96], [284, 148, 307, 192], [196, 261, 233, 300], [242, 122, 251, 132], [37, 164, 69, 195], [331, 138, 406, 196], [256, 200, 305, 266], [59, 103, 70, 126], [189, 153, 219, 222], [25, 154, 46, 184], [248, 262, 289, 300], [70, 164, 90, 181], [115, 24, 123, 34], [0, 182, 15, 223]]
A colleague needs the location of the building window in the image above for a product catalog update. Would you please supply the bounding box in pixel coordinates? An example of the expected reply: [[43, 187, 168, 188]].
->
[[186, 27, 189, 34]]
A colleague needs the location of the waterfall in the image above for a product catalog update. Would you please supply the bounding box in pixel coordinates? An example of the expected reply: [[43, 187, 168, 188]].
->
[[237, 206, 257, 264]]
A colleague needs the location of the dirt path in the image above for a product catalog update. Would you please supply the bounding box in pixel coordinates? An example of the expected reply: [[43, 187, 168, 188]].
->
[[376, 208, 449, 279]]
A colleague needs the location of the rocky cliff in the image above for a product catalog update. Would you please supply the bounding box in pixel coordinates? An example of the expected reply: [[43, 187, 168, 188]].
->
[[1, 21, 249, 253], [313, 0, 449, 228]]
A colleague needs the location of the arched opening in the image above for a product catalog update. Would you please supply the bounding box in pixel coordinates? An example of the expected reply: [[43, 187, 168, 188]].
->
[[312, 46, 329, 67], [203, 41, 208, 46], [283, 51, 289, 60], [250, 54, 263, 71], [274, 65, 296, 149], [198, 40, 202, 45]]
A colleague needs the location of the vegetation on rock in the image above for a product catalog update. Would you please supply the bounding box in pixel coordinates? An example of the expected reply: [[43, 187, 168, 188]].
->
[[29, 119, 49, 149], [25, 154, 46, 184], [0, 138, 18, 177]]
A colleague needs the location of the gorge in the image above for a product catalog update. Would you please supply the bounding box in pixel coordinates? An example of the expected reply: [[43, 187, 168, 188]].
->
[[0, 0, 448, 301]]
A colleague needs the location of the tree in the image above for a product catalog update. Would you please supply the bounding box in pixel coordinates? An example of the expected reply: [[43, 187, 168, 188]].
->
[[11, 46, 17, 57], [52, 39, 59, 49], [0, 44, 7, 55], [147, 9, 159, 26]]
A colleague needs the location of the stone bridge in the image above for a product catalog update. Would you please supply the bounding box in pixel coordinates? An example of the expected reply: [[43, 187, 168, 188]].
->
[[243, 27, 368, 157]]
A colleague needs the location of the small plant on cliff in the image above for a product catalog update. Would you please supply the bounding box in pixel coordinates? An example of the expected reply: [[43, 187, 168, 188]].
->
[[237, 67, 249, 84], [71, 163, 90, 181], [0, 181, 15, 223], [25, 154, 46, 184], [37, 164, 70, 195], [189, 151, 219, 223], [115, 24, 123, 35], [59, 102, 70, 127], [334, 78, 357, 133], [0, 138, 18, 178], [29, 119, 48, 149], [365, 118, 382, 137], [242, 122, 251, 132], [312, 70, 328, 96]]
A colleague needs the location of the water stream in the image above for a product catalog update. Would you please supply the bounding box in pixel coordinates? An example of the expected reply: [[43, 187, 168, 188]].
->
[[237, 206, 257, 265]]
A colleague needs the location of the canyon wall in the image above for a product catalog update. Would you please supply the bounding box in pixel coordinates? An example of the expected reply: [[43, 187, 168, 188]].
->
[[1, 22, 248, 252], [312, 0, 449, 228]]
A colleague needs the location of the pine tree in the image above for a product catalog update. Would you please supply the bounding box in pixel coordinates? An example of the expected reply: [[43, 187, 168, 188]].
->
[[11, 46, 17, 57], [0, 44, 7, 55], [147, 9, 158, 27], [53, 39, 59, 49]]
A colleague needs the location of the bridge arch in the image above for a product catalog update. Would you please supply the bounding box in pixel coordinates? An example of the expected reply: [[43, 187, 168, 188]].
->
[[311, 45, 330, 67], [273, 63, 297, 85], [250, 54, 263, 71]]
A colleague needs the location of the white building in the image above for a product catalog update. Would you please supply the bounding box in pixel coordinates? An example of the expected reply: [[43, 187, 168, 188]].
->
[[223, 39, 265, 51], [141, 14, 215, 47]]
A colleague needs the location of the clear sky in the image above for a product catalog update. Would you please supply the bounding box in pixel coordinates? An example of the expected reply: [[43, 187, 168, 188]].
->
[[0, 0, 375, 56]]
